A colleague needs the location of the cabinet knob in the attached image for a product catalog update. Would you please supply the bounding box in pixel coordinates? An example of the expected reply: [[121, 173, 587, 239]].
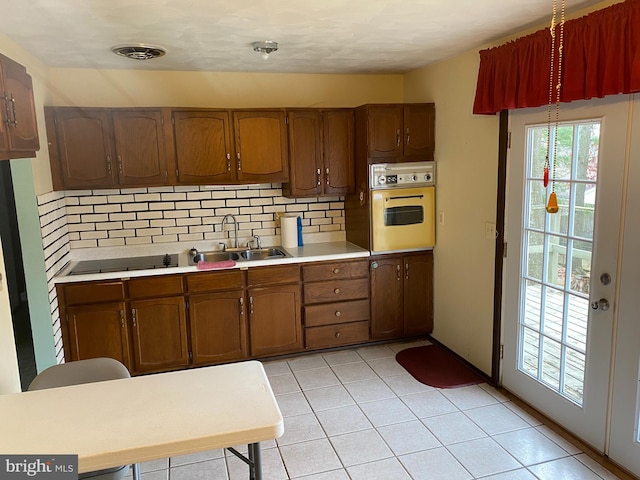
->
[[335, 311, 342, 317], [333, 268, 340, 274], [335, 331, 341, 338], [334, 288, 341, 294]]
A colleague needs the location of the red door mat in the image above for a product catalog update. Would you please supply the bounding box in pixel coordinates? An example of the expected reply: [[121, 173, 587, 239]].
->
[[396, 344, 484, 388]]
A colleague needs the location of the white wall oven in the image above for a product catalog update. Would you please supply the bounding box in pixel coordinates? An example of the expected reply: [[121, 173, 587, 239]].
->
[[369, 162, 435, 253]]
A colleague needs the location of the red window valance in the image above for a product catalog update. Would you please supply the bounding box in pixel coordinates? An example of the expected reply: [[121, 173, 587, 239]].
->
[[473, 0, 640, 115]]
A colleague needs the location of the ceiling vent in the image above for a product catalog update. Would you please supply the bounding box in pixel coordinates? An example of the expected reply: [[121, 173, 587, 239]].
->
[[111, 44, 167, 60]]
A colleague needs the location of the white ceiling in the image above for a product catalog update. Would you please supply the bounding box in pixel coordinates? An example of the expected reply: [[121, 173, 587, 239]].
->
[[0, 0, 602, 74]]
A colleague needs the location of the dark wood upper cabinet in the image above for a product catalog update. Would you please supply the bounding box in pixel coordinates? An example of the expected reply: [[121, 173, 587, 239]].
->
[[233, 110, 289, 183], [47, 107, 168, 190], [323, 109, 355, 195], [403, 104, 435, 159], [0, 53, 39, 160], [285, 110, 322, 197], [112, 110, 168, 186], [284, 109, 354, 197], [172, 110, 234, 184], [47, 108, 116, 189], [359, 103, 434, 162]]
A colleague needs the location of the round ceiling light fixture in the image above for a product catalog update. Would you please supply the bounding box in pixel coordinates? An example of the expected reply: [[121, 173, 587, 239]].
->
[[252, 41, 279, 60], [111, 44, 167, 60]]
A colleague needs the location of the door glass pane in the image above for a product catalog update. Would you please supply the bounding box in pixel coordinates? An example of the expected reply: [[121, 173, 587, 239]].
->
[[518, 120, 600, 406]]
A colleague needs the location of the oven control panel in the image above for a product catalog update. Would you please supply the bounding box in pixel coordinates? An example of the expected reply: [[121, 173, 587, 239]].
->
[[370, 161, 435, 189]]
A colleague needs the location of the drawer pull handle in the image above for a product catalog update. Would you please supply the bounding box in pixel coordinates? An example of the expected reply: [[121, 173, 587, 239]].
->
[[334, 288, 341, 294], [335, 331, 341, 338], [333, 268, 340, 274], [335, 311, 342, 317]]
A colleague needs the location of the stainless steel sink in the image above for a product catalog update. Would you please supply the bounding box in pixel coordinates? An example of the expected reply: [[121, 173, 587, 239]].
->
[[191, 251, 239, 264], [189, 247, 290, 265], [239, 247, 290, 261]]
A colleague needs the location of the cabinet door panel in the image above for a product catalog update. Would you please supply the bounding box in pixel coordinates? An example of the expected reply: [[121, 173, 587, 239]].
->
[[323, 109, 354, 194], [403, 104, 434, 160], [305, 299, 369, 327], [173, 110, 234, 184], [302, 259, 368, 282], [234, 111, 288, 182], [249, 284, 302, 357], [367, 105, 403, 158], [51, 108, 116, 189], [66, 302, 131, 370], [303, 278, 368, 304], [0, 55, 39, 154], [370, 257, 404, 339], [112, 110, 167, 186], [286, 110, 322, 196], [305, 321, 369, 349], [189, 291, 247, 365], [403, 253, 434, 336], [130, 297, 188, 373]]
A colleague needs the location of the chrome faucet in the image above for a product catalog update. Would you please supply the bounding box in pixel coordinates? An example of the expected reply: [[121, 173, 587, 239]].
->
[[247, 235, 262, 249], [221, 214, 239, 249]]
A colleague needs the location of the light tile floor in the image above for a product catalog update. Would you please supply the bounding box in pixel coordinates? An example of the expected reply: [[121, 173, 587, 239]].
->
[[127, 340, 623, 480]]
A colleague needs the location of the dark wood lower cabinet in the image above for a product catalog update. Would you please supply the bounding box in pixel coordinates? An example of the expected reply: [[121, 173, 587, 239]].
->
[[58, 255, 430, 375], [130, 297, 189, 373], [370, 257, 404, 339], [66, 302, 131, 371], [371, 252, 433, 340], [248, 283, 302, 357], [189, 290, 247, 365]]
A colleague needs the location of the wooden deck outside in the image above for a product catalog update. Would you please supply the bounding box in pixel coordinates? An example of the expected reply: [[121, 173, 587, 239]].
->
[[519, 281, 588, 404]]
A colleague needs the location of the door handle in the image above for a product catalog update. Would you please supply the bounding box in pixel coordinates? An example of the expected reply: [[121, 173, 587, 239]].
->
[[590, 298, 610, 311]]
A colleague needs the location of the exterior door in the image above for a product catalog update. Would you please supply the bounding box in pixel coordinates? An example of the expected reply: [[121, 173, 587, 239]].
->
[[608, 95, 640, 474], [503, 96, 628, 450]]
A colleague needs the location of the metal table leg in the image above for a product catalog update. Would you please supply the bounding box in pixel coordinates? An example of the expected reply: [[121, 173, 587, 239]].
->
[[248, 443, 262, 480]]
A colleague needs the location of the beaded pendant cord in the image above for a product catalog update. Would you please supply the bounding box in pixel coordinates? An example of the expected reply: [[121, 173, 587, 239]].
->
[[545, 0, 565, 214]]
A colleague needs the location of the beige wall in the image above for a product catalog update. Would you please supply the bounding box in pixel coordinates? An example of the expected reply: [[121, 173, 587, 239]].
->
[[403, 49, 499, 374], [403, 0, 623, 375], [48, 69, 404, 109]]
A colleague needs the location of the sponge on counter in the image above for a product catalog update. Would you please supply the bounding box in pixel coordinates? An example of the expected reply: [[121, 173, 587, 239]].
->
[[197, 259, 237, 270]]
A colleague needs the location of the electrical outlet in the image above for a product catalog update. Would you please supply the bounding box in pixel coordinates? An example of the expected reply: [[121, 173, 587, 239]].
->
[[485, 222, 497, 239], [438, 211, 445, 225]]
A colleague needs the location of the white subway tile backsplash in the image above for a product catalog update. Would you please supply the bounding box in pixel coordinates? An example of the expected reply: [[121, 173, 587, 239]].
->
[[150, 202, 175, 211], [135, 193, 162, 202], [137, 211, 164, 220], [98, 238, 125, 247], [153, 234, 179, 243], [80, 195, 108, 205], [38, 183, 346, 366]]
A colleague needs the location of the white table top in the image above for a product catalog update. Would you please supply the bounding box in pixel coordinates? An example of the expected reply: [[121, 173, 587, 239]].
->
[[0, 361, 283, 473]]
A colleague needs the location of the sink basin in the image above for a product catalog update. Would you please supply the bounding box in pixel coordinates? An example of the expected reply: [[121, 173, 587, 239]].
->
[[189, 247, 290, 265], [239, 247, 290, 261], [190, 251, 239, 264]]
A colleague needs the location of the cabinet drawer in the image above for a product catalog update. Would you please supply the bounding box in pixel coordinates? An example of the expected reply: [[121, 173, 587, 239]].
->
[[61, 281, 125, 305], [303, 259, 368, 282], [247, 264, 300, 287], [305, 299, 369, 327], [304, 278, 368, 304], [128, 275, 184, 298], [305, 321, 369, 349], [187, 270, 244, 293]]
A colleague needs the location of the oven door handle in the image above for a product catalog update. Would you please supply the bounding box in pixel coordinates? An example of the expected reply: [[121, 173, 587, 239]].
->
[[386, 194, 424, 201]]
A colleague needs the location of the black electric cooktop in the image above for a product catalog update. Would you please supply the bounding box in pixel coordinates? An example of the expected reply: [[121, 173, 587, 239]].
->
[[68, 254, 179, 275]]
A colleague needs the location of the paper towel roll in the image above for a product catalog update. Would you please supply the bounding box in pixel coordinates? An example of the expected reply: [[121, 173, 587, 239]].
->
[[281, 216, 298, 248]]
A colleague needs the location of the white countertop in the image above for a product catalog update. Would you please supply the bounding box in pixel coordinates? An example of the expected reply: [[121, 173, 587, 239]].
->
[[0, 361, 283, 473], [54, 241, 370, 284]]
